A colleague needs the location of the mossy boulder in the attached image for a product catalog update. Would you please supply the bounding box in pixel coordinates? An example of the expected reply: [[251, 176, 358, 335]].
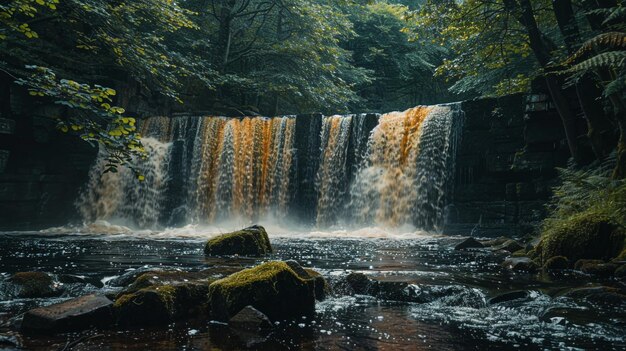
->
[[204, 225, 272, 257], [543, 256, 570, 271], [117, 269, 228, 297], [9, 272, 61, 298], [207, 261, 316, 322], [537, 213, 626, 263], [115, 282, 210, 327]]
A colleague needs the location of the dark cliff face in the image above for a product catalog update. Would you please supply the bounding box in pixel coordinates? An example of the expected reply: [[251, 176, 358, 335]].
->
[[0, 90, 569, 234]]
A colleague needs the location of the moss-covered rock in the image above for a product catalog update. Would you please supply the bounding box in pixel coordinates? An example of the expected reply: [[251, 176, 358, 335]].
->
[[204, 225, 272, 257], [537, 213, 626, 263], [115, 282, 210, 327], [543, 256, 570, 271], [9, 272, 61, 298], [207, 261, 315, 322], [117, 269, 226, 297]]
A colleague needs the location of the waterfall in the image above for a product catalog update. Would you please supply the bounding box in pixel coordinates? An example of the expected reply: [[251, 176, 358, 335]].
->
[[78, 137, 172, 228], [78, 104, 463, 231], [315, 115, 353, 227]]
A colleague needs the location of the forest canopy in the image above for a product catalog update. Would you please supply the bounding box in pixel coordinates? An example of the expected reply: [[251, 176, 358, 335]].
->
[[1, 0, 625, 176]]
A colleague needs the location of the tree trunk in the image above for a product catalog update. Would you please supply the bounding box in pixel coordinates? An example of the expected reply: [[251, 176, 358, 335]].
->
[[512, 0, 582, 163], [553, 0, 613, 160]]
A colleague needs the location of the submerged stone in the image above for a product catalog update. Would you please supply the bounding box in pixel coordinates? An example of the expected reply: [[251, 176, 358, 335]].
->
[[207, 261, 315, 322], [21, 294, 113, 333], [9, 272, 61, 298], [228, 306, 273, 331], [454, 237, 484, 250], [543, 256, 570, 271], [204, 225, 272, 257]]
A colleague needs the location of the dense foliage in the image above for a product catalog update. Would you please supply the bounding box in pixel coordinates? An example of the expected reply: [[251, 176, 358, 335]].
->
[[2, 0, 625, 177], [412, 0, 626, 177]]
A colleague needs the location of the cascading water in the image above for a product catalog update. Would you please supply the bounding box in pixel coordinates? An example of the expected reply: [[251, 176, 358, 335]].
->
[[78, 137, 172, 228], [315, 115, 353, 227], [78, 104, 463, 231]]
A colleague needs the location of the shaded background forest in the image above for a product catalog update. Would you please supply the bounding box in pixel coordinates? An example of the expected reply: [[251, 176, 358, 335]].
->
[[1, 0, 625, 175]]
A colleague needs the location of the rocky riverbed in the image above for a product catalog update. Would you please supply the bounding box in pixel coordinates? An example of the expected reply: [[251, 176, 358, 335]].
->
[[0, 228, 624, 350]]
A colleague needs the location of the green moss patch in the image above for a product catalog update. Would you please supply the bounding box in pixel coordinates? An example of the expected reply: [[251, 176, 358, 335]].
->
[[115, 282, 210, 327], [204, 225, 272, 257], [207, 261, 315, 322], [537, 212, 625, 264]]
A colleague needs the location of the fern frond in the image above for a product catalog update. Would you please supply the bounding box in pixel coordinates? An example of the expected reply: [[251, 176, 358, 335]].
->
[[604, 7, 626, 25], [566, 51, 626, 74], [564, 32, 626, 64]]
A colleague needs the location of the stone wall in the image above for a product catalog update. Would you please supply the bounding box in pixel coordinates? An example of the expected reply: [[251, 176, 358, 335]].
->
[[0, 86, 97, 230], [444, 94, 570, 237], [0, 82, 571, 233]]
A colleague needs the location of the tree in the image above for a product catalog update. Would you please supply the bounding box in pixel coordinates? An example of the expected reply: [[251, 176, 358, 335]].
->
[[1, 0, 216, 173]]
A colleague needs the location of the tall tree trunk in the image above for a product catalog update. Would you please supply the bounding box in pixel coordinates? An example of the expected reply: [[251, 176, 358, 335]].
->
[[553, 0, 613, 160], [510, 0, 582, 163]]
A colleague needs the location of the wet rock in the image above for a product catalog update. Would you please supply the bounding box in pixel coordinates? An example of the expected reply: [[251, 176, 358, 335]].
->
[[204, 225, 272, 257], [304, 268, 331, 301], [21, 294, 113, 333], [284, 261, 329, 301], [118, 269, 219, 296], [106, 267, 163, 287], [488, 290, 529, 304], [480, 237, 509, 247], [494, 239, 524, 253], [564, 286, 626, 306], [454, 237, 484, 250], [228, 306, 273, 331], [374, 281, 422, 302], [543, 256, 570, 271], [9, 272, 62, 298], [579, 262, 618, 277], [207, 261, 315, 322], [115, 282, 210, 327], [502, 257, 538, 273], [345, 272, 374, 295]]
